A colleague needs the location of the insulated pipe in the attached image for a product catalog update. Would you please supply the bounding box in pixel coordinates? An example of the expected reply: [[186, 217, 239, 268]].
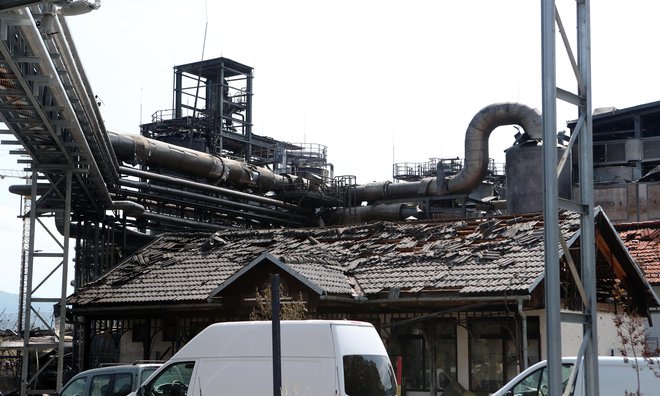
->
[[351, 102, 542, 204], [108, 131, 305, 192], [448, 102, 542, 194], [118, 179, 310, 224], [12, 7, 112, 206], [50, 13, 120, 183], [53, 210, 155, 250], [117, 166, 307, 212], [324, 203, 421, 225], [58, 0, 101, 16]]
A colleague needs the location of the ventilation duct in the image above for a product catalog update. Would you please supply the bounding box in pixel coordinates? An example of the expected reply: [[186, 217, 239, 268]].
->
[[350, 102, 542, 204], [108, 131, 310, 193]]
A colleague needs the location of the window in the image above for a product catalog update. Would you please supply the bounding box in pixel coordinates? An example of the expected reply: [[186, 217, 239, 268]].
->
[[398, 335, 427, 390], [90, 374, 112, 396], [592, 118, 635, 141], [641, 112, 660, 138], [469, 319, 517, 393], [133, 322, 149, 342], [394, 320, 457, 393], [162, 318, 177, 342], [510, 364, 574, 396], [112, 373, 132, 396], [343, 355, 396, 396], [140, 368, 158, 386], [468, 317, 541, 394], [60, 377, 87, 396], [435, 321, 457, 391], [143, 361, 195, 396]]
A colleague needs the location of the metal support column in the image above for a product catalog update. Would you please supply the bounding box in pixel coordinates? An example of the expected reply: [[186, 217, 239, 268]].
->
[[19, 170, 39, 396], [20, 170, 73, 395], [541, 2, 562, 393], [541, 1, 597, 395], [576, 3, 599, 395]]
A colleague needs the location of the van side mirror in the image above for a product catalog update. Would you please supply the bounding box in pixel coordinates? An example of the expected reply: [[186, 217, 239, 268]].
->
[[136, 386, 145, 396]]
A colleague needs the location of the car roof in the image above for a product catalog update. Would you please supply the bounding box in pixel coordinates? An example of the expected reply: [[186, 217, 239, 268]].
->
[[67, 363, 162, 381]]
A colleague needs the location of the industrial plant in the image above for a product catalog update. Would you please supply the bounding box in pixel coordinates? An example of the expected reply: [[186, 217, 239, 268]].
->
[[0, 2, 658, 396]]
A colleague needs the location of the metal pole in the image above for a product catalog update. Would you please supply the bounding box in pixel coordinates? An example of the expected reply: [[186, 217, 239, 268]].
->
[[577, 1, 599, 394], [541, 1, 562, 395], [20, 170, 39, 396], [271, 274, 282, 396], [56, 170, 72, 391]]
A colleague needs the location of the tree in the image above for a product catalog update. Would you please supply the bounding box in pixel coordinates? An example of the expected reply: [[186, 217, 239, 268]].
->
[[249, 284, 308, 321], [612, 280, 660, 396]]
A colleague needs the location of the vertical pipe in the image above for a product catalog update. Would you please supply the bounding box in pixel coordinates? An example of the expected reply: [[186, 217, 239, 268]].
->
[[518, 298, 528, 370], [271, 274, 282, 396], [541, 1, 562, 395], [246, 69, 253, 162], [175, 69, 182, 119], [577, 1, 599, 395]]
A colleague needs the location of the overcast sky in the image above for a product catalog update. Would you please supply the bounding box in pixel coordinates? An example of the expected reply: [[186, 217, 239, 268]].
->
[[1, 0, 660, 298]]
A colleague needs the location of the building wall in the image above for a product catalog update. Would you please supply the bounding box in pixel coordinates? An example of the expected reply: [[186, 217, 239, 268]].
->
[[554, 311, 624, 356], [649, 285, 660, 351], [589, 182, 660, 223], [533, 308, 642, 359]]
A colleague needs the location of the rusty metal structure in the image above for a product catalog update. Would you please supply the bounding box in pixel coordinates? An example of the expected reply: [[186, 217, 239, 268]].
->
[[4, 1, 652, 396], [0, 3, 559, 394]]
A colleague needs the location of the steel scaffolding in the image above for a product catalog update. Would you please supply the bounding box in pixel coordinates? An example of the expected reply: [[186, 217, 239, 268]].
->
[[542, 1, 597, 395]]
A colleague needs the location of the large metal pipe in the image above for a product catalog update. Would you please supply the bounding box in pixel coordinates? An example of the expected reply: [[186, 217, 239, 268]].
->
[[448, 102, 542, 194], [351, 102, 542, 204], [117, 165, 307, 213], [50, 13, 120, 183], [324, 203, 421, 225], [11, 7, 112, 205], [108, 131, 307, 193], [118, 179, 310, 225]]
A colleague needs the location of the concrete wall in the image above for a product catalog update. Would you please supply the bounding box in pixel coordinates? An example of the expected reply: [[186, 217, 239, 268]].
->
[[555, 311, 629, 357], [588, 181, 660, 223], [531, 308, 630, 359]]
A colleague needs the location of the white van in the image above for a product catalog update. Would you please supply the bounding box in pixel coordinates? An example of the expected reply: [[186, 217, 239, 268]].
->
[[134, 320, 396, 396], [491, 356, 659, 396]]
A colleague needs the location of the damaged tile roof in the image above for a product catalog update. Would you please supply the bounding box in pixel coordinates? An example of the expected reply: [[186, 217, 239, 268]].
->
[[618, 221, 660, 285], [69, 211, 585, 306]]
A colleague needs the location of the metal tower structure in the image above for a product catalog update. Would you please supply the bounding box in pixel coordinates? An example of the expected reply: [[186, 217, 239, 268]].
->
[[542, 1, 597, 395], [0, 3, 113, 394]]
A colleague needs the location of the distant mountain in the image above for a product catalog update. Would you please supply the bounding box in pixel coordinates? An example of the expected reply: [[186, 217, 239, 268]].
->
[[0, 290, 56, 330]]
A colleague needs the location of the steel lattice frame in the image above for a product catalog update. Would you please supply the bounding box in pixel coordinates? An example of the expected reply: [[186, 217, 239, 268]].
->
[[542, 1, 598, 395]]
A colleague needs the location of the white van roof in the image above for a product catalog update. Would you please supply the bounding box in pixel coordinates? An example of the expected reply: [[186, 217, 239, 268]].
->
[[171, 320, 378, 360]]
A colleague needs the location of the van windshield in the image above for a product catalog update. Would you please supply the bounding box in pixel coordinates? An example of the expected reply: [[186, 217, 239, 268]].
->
[[510, 363, 574, 396], [343, 355, 397, 396]]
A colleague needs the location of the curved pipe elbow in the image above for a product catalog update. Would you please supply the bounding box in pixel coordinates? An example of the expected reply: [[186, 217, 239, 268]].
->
[[447, 102, 542, 194]]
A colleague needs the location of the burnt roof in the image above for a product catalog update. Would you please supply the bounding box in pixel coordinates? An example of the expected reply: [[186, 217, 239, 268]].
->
[[617, 220, 660, 285], [68, 209, 658, 310]]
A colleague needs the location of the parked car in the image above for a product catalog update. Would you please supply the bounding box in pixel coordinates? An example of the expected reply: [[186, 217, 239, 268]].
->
[[490, 356, 659, 396], [59, 362, 162, 396]]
